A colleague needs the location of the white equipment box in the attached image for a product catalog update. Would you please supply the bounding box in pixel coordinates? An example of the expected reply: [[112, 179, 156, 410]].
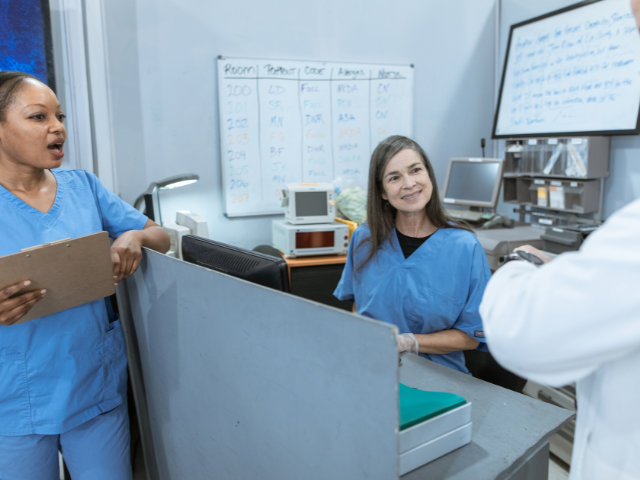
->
[[272, 220, 348, 258]]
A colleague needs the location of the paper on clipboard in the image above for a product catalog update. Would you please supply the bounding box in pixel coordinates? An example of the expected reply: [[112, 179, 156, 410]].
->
[[0, 232, 115, 324]]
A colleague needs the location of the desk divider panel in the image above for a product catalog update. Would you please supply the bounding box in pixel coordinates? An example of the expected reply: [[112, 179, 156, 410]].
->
[[118, 249, 400, 480]]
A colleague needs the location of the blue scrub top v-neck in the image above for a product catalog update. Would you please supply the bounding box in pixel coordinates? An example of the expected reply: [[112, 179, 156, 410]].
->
[[335, 224, 491, 374], [0, 169, 147, 435]]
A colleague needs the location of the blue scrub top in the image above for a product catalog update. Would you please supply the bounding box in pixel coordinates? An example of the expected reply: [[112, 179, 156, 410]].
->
[[334, 224, 491, 374], [0, 169, 147, 436]]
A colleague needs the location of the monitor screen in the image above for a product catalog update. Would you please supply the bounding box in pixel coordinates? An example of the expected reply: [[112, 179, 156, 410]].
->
[[493, 0, 640, 138], [182, 235, 290, 293], [443, 161, 502, 207], [295, 191, 328, 217]]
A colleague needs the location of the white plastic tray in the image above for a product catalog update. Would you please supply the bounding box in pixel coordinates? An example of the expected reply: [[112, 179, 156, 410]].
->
[[399, 403, 472, 476]]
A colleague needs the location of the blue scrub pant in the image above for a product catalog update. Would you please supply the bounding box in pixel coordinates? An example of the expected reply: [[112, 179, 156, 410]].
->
[[0, 401, 131, 480]]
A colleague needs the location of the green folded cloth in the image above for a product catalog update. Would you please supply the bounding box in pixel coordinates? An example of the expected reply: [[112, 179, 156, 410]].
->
[[399, 383, 467, 430]]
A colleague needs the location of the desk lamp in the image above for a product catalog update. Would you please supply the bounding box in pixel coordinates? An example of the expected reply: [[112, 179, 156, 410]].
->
[[134, 174, 199, 225]]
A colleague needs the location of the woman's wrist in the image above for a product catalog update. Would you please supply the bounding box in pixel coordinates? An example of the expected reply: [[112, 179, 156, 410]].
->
[[138, 224, 171, 253], [414, 330, 479, 354], [133, 228, 149, 247]]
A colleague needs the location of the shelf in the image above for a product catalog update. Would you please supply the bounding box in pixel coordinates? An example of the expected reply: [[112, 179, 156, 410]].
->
[[504, 201, 585, 215], [503, 177, 600, 214], [528, 205, 585, 215], [503, 173, 606, 181], [503, 136, 610, 180]]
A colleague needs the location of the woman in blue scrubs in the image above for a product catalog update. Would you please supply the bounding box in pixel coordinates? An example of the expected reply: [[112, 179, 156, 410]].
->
[[334, 135, 491, 374], [0, 71, 170, 479]]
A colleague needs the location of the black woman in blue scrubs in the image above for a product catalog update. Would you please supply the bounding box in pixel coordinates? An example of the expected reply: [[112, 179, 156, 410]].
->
[[0, 71, 170, 479]]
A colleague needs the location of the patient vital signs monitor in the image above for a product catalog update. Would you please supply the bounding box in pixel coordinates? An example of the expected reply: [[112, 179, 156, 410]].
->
[[281, 183, 336, 225], [441, 158, 504, 209]]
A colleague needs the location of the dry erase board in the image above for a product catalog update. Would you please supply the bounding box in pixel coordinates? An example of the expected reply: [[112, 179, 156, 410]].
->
[[493, 0, 640, 138], [217, 57, 414, 217]]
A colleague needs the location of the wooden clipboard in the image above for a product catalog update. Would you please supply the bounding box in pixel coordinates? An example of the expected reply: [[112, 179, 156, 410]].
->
[[0, 232, 115, 324]]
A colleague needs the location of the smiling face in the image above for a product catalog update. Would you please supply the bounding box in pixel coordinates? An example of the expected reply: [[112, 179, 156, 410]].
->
[[380, 148, 433, 215], [0, 79, 66, 170]]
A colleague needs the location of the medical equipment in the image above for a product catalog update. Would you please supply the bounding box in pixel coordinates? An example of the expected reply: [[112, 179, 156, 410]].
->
[[280, 183, 336, 225], [474, 226, 544, 271], [162, 221, 190, 259], [162, 211, 209, 259], [272, 220, 349, 258], [176, 211, 209, 238]]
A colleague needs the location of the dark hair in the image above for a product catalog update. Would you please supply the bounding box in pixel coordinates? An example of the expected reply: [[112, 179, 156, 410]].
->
[[0, 71, 40, 123], [355, 135, 473, 275]]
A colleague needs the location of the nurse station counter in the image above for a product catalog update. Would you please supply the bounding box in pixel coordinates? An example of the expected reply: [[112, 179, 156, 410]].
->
[[117, 249, 572, 480]]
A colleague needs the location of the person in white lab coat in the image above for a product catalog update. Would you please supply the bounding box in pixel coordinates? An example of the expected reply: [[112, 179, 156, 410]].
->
[[480, 199, 640, 479], [480, 6, 640, 479]]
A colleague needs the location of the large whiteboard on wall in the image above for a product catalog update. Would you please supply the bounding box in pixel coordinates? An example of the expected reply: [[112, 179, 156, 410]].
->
[[217, 57, 414, 217], [493, 0, 640, 138]]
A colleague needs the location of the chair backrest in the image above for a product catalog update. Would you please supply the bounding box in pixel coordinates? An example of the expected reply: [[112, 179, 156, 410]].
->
[[253, 245, 281, 258]]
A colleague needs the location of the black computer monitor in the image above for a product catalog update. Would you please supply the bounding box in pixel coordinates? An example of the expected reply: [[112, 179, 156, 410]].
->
[[441, 158, 504, 209], [181, 235, 290, 293]]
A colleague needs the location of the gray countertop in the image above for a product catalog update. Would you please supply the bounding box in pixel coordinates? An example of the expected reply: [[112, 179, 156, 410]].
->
[[400, 354, 574, 480]]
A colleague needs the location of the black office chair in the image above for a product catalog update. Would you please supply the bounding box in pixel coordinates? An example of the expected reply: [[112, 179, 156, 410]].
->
[[464, 349, 527, 393], [253, 245, 281, 258]]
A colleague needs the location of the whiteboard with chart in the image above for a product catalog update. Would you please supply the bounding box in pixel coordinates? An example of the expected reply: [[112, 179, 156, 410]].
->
[[217, 57, 414, 217], [493, 0, 640, 138]]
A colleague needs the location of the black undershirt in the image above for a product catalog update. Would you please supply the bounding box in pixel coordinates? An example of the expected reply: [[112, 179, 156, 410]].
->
[[396, 229, 435, 259]]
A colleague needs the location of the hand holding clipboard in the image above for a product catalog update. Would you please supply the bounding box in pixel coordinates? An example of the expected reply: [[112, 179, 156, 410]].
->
[[0, 280, 47, 326], [0, 232, 115, 326]]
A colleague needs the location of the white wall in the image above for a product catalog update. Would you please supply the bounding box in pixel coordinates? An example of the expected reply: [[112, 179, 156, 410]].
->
[[102, 0, 497, 249], [498, 0, 640, 219]]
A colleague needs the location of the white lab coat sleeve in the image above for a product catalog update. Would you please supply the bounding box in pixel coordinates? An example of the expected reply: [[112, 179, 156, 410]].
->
[[479, 199, 640, 387]]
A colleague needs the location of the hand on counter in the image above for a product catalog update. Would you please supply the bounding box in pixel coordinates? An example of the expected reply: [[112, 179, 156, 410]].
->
[[111, 231, 144, 285], [111, 220, 171, 285], [397, 333, 419, 354]]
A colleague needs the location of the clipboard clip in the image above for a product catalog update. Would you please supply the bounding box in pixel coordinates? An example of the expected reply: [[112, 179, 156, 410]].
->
[[21, 238, 72, 253]]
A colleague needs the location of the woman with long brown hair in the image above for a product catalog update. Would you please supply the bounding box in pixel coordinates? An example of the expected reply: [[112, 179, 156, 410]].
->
[[334, 135, 490, 374]]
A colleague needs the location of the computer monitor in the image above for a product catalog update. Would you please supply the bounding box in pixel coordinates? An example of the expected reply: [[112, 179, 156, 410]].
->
[[181, 235, 290, 293], [441, 158, 504, 209]]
